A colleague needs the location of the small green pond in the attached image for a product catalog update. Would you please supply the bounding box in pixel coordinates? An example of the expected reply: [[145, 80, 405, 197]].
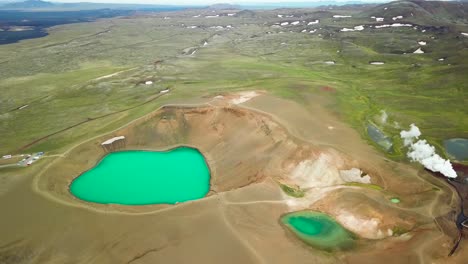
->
[[444, 138, 468, 161], [367, 124, 393, 152], [70, 147, 210, 205], [281, 211, 356, 251]]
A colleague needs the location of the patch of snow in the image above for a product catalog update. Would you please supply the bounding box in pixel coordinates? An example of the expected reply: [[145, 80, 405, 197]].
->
[[205, 15, 219, 18], [422, 29, 426, 33], [438, 58, 445, 61], [291, 21, 300, 25], [462, 33, 468, 37], [301, 29, 307, 33], [418, 41, 427, 45], [102, 136, 125, 145], [227, 13, 235, 16], [309, 29, 317, 33], [145, 81, 153, 85], [390, 23, 412, 27], [413, 48, 424, 54], [375, 23, 412, 28], [354, 25, 364, 31], [277, 14, 283, 18], [187, 26, 197, 29], [308, 20, 319, 25], [280, 22, 289, 26], [324, 61, 335, 65], [384, 7, 388, 10], [160, 89, 170, 94], [376, 17, 384, 22], [203, 41, 208, 46], [392, 15, 403, 21], [333, 15, 352, 18], [370, 61, 385, 65], [340, 26, 363, 32]]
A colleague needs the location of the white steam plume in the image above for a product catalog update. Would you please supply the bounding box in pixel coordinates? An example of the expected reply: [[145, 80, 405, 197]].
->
[[400, 123, 421, 146], [400, 124, 457, 178], [379, 110, 388, 124]]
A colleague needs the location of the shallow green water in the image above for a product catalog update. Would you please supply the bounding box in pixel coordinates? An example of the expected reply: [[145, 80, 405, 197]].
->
[[367, 124, 393, 152], [281, 211, 356, 251], [444, 138, 468, 161], [70, 147, 210, 205]]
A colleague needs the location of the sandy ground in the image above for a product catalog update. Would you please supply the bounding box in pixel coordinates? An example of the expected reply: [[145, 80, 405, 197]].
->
[[0, 92, 465, 263]]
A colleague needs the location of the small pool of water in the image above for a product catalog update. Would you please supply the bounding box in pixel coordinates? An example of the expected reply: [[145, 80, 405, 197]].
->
[[70, 147, 210, 205], [444, 138, 468, 161], [367, 124, 393, 152], [281, 211, 356, 251]]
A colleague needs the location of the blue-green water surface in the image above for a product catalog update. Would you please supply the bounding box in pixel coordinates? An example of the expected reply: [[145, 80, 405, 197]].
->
[[444, 138, 468, 161], [367, 123, 393, 152], [281, 211, 356, 251], [70, 147, 210, 205]]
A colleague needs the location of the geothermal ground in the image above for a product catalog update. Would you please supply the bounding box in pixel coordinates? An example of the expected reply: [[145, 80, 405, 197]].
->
[[0, 92, 464, 263]]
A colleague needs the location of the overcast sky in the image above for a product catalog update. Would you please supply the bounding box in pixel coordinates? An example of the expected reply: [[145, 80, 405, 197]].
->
[[51, 0, 387, 5]]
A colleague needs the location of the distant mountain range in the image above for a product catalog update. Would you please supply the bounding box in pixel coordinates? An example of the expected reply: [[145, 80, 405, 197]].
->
[[3, 0, 466, 11], [0, 0, 197, 10], [240, 1, 381, 8], [1, 0, 53, 8], [0, 0, 390, 11]]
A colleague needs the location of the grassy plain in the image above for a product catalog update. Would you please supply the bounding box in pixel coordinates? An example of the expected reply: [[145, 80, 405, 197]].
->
[[0, 2, 466, 160]]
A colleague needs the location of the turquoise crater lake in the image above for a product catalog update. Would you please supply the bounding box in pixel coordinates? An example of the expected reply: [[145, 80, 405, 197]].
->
[[70, 147, 210, 205], [281, 211, 356, 251]]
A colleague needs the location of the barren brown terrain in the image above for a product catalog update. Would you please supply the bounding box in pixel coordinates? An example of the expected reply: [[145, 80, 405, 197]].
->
[[1, 92, 465, 263]]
